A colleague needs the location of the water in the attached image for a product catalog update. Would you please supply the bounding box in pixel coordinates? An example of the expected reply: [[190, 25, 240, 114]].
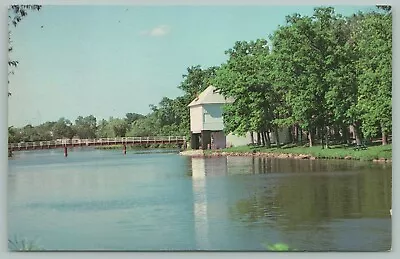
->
[[8, 148, 392, 251]]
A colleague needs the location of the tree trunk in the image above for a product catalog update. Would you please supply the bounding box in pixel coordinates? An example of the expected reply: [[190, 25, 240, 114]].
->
[[353, 122, 362, 146], [341, 124, 349, 144], [320, 127, 324, 147], [382, 131, 388, 145], [333, 125, 341, 143], [381, 123, 388, 145], [316, 127, 320, 144], [263, 131, 271, 148], [257, 132, 261, 146], [294, 124, 299, 144], [299, 127, 303, 145], [308, 127, 314, 147], [261, 131, 266, 146], [325, 126, 329, 149], [288, 126, 293, 144], [250, 131, 254, 144], [274, 126, 281, 148], [266, 131, 271, 147]]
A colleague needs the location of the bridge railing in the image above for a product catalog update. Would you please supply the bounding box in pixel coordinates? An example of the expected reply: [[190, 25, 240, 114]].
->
[[8, 136, 186, 149]]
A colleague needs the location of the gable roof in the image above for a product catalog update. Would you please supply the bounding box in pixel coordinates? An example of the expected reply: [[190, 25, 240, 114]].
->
[[188, 85, 234, 107]]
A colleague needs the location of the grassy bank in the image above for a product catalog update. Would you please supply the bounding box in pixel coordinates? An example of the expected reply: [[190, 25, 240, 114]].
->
[[207, 143, 392, 162], [95, 143, 181, 150]]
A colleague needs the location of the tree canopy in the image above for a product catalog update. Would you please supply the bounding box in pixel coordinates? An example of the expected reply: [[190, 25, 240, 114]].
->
[[8, 6, 391, 147], [8, 5, 41, 96]]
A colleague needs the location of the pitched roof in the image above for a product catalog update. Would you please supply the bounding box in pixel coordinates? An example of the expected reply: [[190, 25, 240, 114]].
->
[[188, 85, 234, 107]]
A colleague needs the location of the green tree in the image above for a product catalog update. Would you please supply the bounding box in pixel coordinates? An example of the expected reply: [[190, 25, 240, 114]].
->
[[108, 117, 129, 137], [96, 119, 110, 138], [52, 118, 75, 139], [74, 115, 97, 139], [354, 10, 392, 144], [8, 126, 19, 143], [178, 65, 217, 98], [35, 121, 56, 141], [213, 39, 280, 147], [270, 7, 354, 147], [126, 115, 157, 137], [8, 5, 41, 96], [125, 113, 145, 126]]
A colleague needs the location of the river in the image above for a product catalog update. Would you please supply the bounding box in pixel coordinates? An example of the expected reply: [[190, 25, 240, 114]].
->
[[7, 148, 392, 251]]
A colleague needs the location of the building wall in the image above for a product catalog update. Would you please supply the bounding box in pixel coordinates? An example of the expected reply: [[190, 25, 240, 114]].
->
[[202, 104, 224, 131], [226, 132, 254, 147], [211, 131, 226, 149], [190, 105, 203, 133], [270, 127, 291, 144]]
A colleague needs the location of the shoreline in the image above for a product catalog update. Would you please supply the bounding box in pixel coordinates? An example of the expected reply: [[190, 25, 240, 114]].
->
[[180, 149, 392, 163], [94, 144, 181, 150]]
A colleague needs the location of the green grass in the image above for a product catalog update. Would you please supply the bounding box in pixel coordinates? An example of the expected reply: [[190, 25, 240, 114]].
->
[[8, 237, 43, 251], [213, 143, 392, 161], [261, 242, 297, 251]]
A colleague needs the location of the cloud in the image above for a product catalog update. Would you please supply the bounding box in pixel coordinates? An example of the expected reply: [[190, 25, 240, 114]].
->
[[141, 25, 171, 37]]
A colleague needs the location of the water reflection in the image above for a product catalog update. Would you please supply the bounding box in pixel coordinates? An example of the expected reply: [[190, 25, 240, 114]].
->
[[190, 156, 392, 251], [190, 158, 207, 249], [8, 150, 391, 251]]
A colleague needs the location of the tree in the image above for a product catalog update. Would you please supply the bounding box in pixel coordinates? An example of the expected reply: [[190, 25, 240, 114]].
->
[[8, 5, 41, 96], [52, 118, 75, 139], [213, 39, 279, 147], [74, 115, 97, 139], [354, 11, 392, 144], [8, 126, 18, 143], [107, 117, 128, 137], [35, 121, 56, 140], [127, 115, 158, 137], [270, 7, 355, 147], [96, 119, 110, 138], [178, 65, 218, 98], [125, 113, 145, 125]]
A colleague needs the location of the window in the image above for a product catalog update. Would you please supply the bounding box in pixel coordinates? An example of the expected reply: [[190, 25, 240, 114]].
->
[[203, 110, 208, 123]]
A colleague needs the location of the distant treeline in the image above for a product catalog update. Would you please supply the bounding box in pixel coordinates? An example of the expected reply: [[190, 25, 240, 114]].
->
[[9, 6, 391, 148]]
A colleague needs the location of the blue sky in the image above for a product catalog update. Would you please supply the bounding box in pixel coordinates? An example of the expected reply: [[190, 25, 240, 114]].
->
[[8, 5, 375, 127]]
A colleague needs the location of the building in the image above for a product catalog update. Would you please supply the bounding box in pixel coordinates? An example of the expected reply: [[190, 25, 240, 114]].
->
[[188, 85, 290, 149]]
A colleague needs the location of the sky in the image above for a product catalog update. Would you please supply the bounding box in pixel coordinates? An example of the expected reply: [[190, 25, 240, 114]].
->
[[8, 5, 376, 127]]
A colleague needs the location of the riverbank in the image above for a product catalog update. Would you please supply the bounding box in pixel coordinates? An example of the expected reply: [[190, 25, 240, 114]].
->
[[180, 144, 392, 163], [95, 143, 181, 150]]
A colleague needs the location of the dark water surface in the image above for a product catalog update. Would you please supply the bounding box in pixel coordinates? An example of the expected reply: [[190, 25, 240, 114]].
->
[[8, 148, 392, 251]]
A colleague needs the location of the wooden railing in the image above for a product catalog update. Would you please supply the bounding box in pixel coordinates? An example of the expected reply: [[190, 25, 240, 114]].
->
[[8, 136, 186, 150]]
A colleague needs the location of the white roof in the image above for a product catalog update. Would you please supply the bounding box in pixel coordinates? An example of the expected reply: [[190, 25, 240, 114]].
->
[[188, 85, 234, 107]]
